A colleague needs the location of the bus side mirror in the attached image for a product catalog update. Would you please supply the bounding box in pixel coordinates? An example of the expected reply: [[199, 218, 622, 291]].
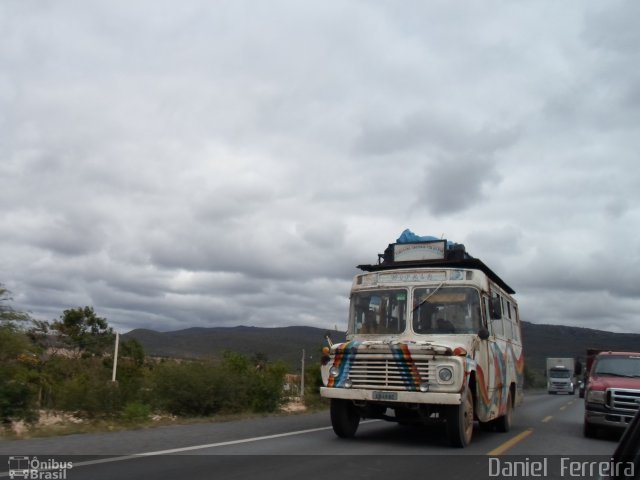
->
[[324, 331, 333, 347], [489, 297, 502, 319], [478, 328, 490, 340]]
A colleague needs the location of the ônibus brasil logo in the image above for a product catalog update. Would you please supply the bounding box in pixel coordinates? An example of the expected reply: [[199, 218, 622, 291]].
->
[[8, 456, 72, 479]]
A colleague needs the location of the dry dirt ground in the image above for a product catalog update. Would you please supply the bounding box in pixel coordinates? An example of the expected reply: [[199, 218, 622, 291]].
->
[[7, 402, 308, 438], [280, 400, 307, 413], [9, 410, 84, 436]]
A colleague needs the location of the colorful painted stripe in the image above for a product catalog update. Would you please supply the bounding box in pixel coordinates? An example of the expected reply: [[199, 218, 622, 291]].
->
[[327, 341, 361, 387], [515, 347, 525, 374], [475, 364, 491, 406], [390, 343, 421, 391]]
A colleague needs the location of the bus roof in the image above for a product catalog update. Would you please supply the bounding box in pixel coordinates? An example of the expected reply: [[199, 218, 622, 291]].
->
[[357, 241, 516, 294]]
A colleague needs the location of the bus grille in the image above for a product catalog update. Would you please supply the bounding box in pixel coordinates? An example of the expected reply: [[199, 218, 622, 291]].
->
[[346, 353, 433, 391]]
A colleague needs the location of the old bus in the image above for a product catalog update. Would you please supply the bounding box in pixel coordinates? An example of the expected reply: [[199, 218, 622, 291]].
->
[[320, 238, 524, 447]]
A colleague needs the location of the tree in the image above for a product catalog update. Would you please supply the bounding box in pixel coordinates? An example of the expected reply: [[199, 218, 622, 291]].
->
[[0, 284, 31, 324], [252, 352, 268, 370], [51, 306, 114, 355], [0, 318, 40, 424], [120, 338, 145, 367]]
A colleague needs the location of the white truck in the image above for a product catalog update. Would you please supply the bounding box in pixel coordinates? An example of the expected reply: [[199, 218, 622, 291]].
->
[[546, 357, 576, 394]]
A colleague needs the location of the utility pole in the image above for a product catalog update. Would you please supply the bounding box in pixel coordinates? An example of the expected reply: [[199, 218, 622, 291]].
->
[[300, 349, 305, 399], [111, 332, 120, 382]]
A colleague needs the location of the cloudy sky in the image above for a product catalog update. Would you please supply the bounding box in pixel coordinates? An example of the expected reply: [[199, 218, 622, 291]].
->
[[2, 1, 639, 334]]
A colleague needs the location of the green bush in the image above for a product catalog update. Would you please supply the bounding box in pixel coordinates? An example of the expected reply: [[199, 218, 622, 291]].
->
[[250, 362, 287, 413], [56, 373, 121, 417], [121, 402, 151, 423], [523, 365, 545, 389], [301, 364, 328, 410], [0, 324, 40, 424], [149, 354, 287, 417], [1, 312, 290, 424], [149, 361, 224, 416], [0, 366, 39, 425]]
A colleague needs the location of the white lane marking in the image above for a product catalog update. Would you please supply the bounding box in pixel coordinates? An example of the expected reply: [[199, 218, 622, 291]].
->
[[0, 420, 378, 476]]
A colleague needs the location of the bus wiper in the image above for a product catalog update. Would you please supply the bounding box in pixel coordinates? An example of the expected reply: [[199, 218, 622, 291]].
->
[[411, 282, 445, 313], [597, 372, 633, 377]]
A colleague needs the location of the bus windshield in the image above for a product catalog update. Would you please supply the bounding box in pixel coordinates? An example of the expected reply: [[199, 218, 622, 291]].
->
[[350, 289, 407, 335], [412, 286, 482, 334]]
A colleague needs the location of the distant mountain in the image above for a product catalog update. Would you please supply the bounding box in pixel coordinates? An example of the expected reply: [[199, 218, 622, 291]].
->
[[521, 321, 640, 373], [124, 325, 346, 368], [124, 322, 640, 374]]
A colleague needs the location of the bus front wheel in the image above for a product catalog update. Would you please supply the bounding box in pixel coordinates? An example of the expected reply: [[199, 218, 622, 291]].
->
[[330, 399, 360, 438], [447, 387, 474, 447]]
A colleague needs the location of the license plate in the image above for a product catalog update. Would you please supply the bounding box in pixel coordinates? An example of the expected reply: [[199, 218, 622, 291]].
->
[[373, 391, 398, 401]]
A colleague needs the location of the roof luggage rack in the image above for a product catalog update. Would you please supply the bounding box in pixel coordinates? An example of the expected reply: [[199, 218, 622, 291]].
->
[[357, 239, 515, 294]]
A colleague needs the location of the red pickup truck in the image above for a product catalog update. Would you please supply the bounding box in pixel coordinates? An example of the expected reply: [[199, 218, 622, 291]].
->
[[583, 351, 640, 438]]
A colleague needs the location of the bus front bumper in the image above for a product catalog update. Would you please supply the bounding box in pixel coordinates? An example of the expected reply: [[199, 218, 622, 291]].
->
[[320, 387, 462, 405]]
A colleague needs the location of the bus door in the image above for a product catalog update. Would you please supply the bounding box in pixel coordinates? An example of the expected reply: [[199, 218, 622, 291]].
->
[[477, 295, 503, 421]]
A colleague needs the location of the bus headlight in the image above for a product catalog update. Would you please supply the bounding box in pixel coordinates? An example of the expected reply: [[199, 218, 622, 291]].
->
[[437, 366, 454, 384], [329, 366, 340, 377]]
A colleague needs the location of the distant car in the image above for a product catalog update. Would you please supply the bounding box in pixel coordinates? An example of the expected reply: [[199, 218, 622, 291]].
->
[[606, 407, 640, 479]]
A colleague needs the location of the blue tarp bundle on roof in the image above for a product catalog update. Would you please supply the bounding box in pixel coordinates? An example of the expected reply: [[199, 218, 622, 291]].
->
[[396, 229, 441, 244], [396, 229, 461, 250]]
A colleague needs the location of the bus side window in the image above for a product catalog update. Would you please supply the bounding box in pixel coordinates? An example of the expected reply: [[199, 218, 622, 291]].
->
[[504, 319, 514, 339], [491, 294, 505, 337], [492, 317, 505, 337], [512, 306, 521, 342], [482, 297, 491, 329]]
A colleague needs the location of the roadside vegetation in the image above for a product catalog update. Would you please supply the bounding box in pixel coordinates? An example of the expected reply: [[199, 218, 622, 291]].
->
[[523, 365, 546, 389], [1, 284, 322, 438]]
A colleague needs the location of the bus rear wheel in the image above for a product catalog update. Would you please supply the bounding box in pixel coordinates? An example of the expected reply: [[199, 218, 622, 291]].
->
[[495, 390, 513, 433], [330, 399, 360, 438], [447, 387, 474, 447]]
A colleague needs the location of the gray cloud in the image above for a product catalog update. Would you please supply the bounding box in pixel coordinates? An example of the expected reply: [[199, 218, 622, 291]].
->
[[417, 155, 502, 215], [2, 1, 640, 334], [355, 111, 520, 158]]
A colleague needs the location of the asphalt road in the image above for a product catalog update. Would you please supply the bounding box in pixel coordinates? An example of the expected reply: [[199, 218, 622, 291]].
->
[[0, 391, 626, 480]]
